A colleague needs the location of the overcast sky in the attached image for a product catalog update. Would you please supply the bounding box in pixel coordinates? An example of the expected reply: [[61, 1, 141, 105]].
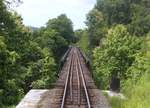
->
[[14, 0, 96, 30]]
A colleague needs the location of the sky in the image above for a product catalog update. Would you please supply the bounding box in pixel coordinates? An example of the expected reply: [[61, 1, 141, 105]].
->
[[14, 0, 96, 30]]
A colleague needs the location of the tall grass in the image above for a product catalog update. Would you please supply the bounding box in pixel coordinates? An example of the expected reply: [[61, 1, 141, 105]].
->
[[106, 73, 150, 108], [122, 73, 150, 108]]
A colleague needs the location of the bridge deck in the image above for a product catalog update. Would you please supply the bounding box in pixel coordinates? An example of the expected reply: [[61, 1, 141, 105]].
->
[[16, 47, 111, 108]]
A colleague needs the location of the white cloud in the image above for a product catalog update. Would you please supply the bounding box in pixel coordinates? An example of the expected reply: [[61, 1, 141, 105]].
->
[[14, 0, 96, 29]]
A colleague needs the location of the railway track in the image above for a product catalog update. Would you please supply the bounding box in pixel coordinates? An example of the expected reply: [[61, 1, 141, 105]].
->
[[60, 47, 91, 108], [52, 47, 111, 108], [16, 46, 111, 108]]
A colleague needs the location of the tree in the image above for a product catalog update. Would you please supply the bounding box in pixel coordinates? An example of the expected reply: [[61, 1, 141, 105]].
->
[[93, 25, 141, 90], [122, 33, 150, 108], [95, 0, 150, 36], [96, 0, 132, 25], [127, 0, 150, 36], [33, 26, 68, 63], [0, 1, 29, 106], [0, 35, 23, 106], [75, 29, 89, 55], [86, 9, 107, 47], [46, 14, 75, 43], [0, 1, 57, 107]]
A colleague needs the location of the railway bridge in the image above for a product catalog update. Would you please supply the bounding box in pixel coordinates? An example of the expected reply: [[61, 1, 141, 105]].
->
[[17, 47, 111, 108]]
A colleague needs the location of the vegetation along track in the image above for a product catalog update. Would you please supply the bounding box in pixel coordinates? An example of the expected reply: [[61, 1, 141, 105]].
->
[[52, 47, 111, 108]]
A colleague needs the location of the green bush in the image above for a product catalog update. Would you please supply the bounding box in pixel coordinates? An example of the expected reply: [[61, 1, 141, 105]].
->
[[122, 34, 150, 108]]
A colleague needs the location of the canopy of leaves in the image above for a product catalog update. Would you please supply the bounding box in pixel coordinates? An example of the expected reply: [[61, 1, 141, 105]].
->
[[93, 25, 141, 89], [75, 29, 90, 55], [0, 0, 74, 107], [86, 9, 108, 47], [121, 33, 150, 108], [86, 0, 150, 48], [46, 14, 75, 43], [84, 0, 150, 107]]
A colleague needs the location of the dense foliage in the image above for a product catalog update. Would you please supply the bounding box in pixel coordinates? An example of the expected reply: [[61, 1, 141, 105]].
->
[[86, 0, 150, 48], [0, 0, 75, 107], [86, 9, 107, 47], [121, 34, 150, 108], [33, 14, 75, 62], [75, 29, 90, 55], [1, 0, 150, 107], [84, 0, 150, 107], [93, 25, 141, 89], [46, 14, 75, 44]]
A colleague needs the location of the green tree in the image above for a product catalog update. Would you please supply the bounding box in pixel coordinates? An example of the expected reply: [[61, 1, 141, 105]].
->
[[33, 27, 68, 63], [46, 14, 75, 43], [0, 35, 23, 107], [75, 29, 89, 55], [96, 0, 132, 25], [0, 1, 57, 107], [93, 25, 141, 89], [122, 33, 150, 108], [86, 9, 107, 47], [25, 48, 56, 90]]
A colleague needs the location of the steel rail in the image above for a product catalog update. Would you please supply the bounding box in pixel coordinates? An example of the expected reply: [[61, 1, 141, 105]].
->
[[75, 53, 81, 106], [76, 48, 91, 108], [60, 49, 74, 108], [69, 51, 74, 102]]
